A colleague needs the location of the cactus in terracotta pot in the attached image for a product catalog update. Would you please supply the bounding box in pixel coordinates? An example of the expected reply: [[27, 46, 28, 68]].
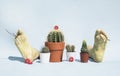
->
[[45, 25, 65, 62], [80, 40, 89, 63]]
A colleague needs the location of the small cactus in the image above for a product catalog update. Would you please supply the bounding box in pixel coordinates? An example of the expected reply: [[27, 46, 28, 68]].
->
[[66, 45, 75, 52], [71, 45, 75, 52], [47, 26, 64, 42], [41, 46, 50, 53], [66, 45, 71, 52], [81, 40, 88, 53]]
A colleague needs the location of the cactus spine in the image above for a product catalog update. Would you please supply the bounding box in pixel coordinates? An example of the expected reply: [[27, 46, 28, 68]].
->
[[47, 28, 64, 42]]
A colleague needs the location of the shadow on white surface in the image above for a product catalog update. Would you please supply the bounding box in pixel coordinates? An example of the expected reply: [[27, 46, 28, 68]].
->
[[8, 56, 24, 63]]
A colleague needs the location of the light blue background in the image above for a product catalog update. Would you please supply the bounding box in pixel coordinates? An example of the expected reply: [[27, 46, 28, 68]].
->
[[0, 0, 120, 76]]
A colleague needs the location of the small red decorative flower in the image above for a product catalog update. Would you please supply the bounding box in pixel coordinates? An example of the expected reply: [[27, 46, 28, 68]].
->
[[54, 25, 59, 30], [69, 57, 74, 62], [25, 58, 32, 64]]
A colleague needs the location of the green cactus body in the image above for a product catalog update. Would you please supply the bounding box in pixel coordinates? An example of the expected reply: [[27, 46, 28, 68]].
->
[[66, 45, 71, 52], [41, 47, 50, 53], [48, 32, 53, 42], [71, 45, 75, 52], [81, 40, 88, 53], [66, 45, 75, 52], [47, 29, 64, 42]]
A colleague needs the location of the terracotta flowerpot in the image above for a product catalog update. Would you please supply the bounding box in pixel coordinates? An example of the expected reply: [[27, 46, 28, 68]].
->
[[80, 52, 89, 63], [45, 42, 65, 62]]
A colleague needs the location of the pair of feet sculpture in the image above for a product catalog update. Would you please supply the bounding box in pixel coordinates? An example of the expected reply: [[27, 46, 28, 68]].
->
[[14, 29, 109, 64]]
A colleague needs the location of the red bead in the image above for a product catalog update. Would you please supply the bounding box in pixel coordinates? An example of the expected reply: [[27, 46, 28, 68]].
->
[[54, 25, 59, 30], [25, 58, 32, 64], [69, 57, 74, 62]]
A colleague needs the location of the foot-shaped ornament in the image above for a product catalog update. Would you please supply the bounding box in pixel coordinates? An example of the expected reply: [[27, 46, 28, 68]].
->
[[14, 29, 40, 64]]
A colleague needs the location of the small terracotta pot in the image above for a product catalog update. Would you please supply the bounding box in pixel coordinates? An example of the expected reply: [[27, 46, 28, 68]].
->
[[45, 42, 65, 62], [80, 52, 89, 63]]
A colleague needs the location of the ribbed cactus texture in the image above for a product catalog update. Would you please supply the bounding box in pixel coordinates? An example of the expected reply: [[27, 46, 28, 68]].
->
[[66, 45, 75, 52], [81, 40, 88, 52], [47, 26, 64, 42], [41, 46, 49, 53]]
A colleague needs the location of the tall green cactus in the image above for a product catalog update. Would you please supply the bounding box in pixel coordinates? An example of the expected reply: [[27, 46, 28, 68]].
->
[[81, 40, 88, 53], [47, 26, 64, 42]]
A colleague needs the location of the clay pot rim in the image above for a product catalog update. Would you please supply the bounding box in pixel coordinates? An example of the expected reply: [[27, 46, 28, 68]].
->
[[45, 42, 65, 51], [45, 42, 65, 44], [80, 52, 88, 54]]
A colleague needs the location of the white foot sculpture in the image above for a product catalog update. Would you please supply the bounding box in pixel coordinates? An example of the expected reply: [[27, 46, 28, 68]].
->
[[88, 29, 109, 62], [14, 29, 40, 64]]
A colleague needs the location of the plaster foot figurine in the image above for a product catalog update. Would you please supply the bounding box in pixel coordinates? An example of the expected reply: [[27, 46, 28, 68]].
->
[[14, 29, 40, 64], [88, 29, 109, 62]]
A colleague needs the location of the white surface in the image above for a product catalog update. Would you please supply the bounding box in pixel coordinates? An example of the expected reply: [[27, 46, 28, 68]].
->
[[0, 59, 120, 76], [0, 0, 120, 76]]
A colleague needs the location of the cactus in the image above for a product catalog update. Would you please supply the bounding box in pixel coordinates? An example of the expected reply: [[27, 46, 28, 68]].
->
[[66, 45, 75, 52], [66, 45, 71, 52], [71, 45, 75, 52], [41, 46, 49, 53], [47, 26, 64, 42], [81, 40, 88, 53]]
